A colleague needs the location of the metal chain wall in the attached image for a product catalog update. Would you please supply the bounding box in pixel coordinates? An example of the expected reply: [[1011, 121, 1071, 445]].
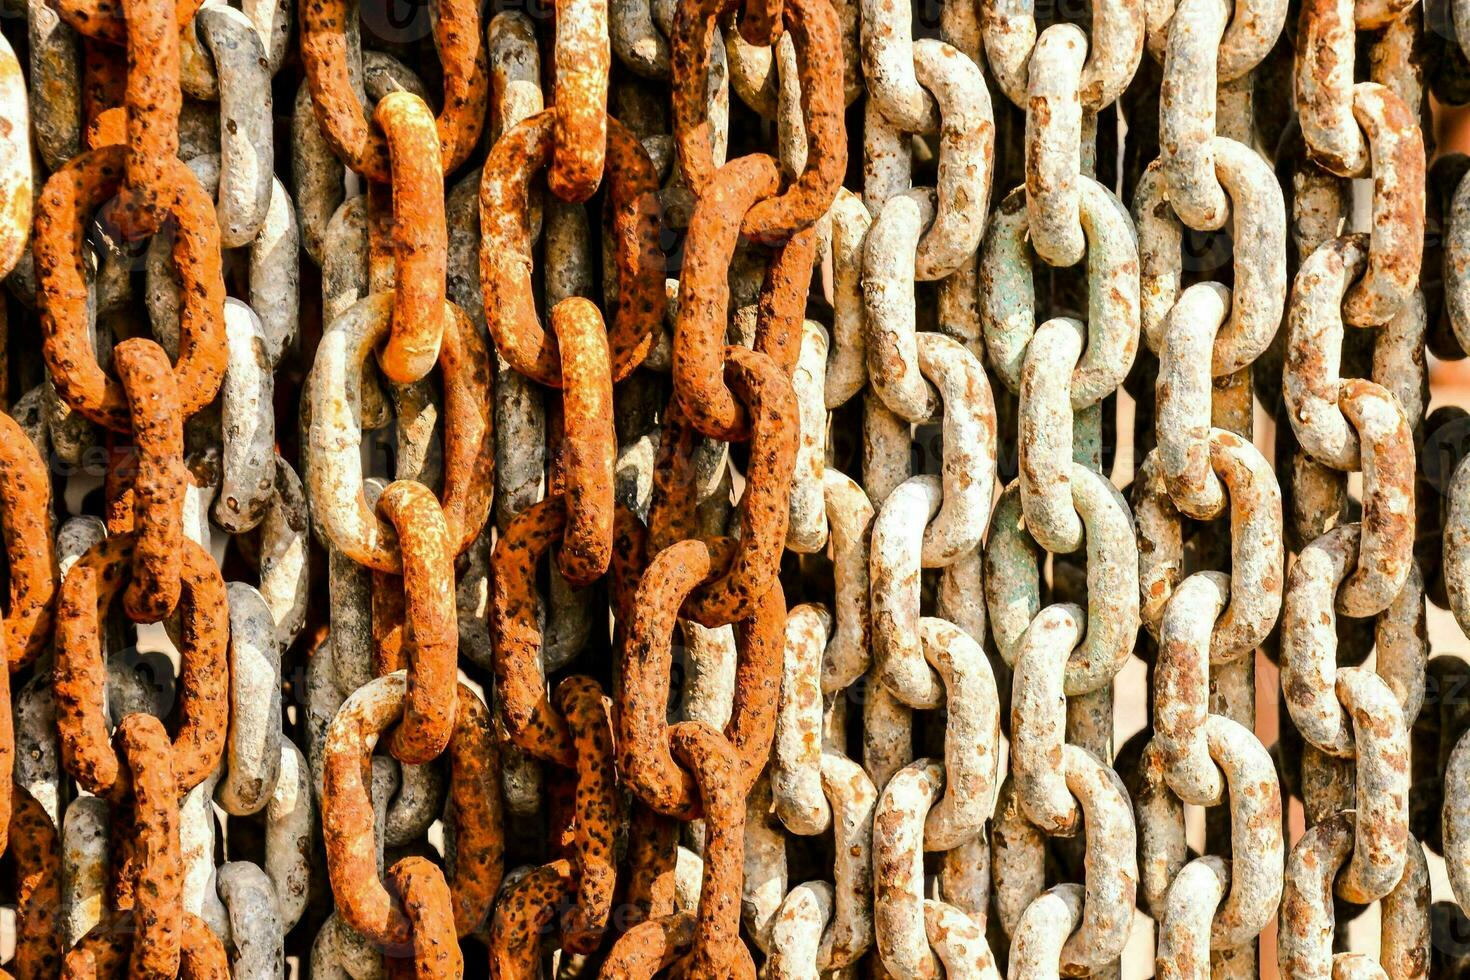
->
[[0, 0, 1467, 973]]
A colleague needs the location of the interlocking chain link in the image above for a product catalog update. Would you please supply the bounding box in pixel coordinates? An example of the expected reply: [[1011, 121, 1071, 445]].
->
[[0, 0, 1464, 974]]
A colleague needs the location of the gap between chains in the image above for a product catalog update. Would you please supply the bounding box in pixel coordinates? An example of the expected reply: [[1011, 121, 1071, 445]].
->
[[0, 0, 1465, 975]]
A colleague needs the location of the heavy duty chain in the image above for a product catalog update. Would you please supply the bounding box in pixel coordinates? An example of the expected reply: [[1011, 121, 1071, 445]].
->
[[0, 0, 1468, 974]]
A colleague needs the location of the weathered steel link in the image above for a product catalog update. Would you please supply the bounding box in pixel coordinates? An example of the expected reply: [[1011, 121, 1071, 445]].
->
[[370, 92, 447, 386], [299, 0, 485, 180], [980, 180, 1141, 407], [671, 0, 846, 241], [307, 296, 492, 573], [481, 110, 662, 387], [0, 34, 32, 281], [994, 746, 1139, 974], [37, 146, 227, 432]]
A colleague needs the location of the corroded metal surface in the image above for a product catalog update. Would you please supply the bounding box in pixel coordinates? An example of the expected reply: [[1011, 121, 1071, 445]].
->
[[0, 0, 1457, 974]]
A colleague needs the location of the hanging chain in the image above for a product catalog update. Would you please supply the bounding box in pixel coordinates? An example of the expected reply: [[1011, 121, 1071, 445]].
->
[[0, 0, 1462, 974]]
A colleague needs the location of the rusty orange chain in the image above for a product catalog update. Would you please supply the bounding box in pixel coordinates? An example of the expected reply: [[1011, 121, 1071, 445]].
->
[[21, 0, 243, 971], [0, 0, 1464, 974], [298, 0, 499, 974]]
